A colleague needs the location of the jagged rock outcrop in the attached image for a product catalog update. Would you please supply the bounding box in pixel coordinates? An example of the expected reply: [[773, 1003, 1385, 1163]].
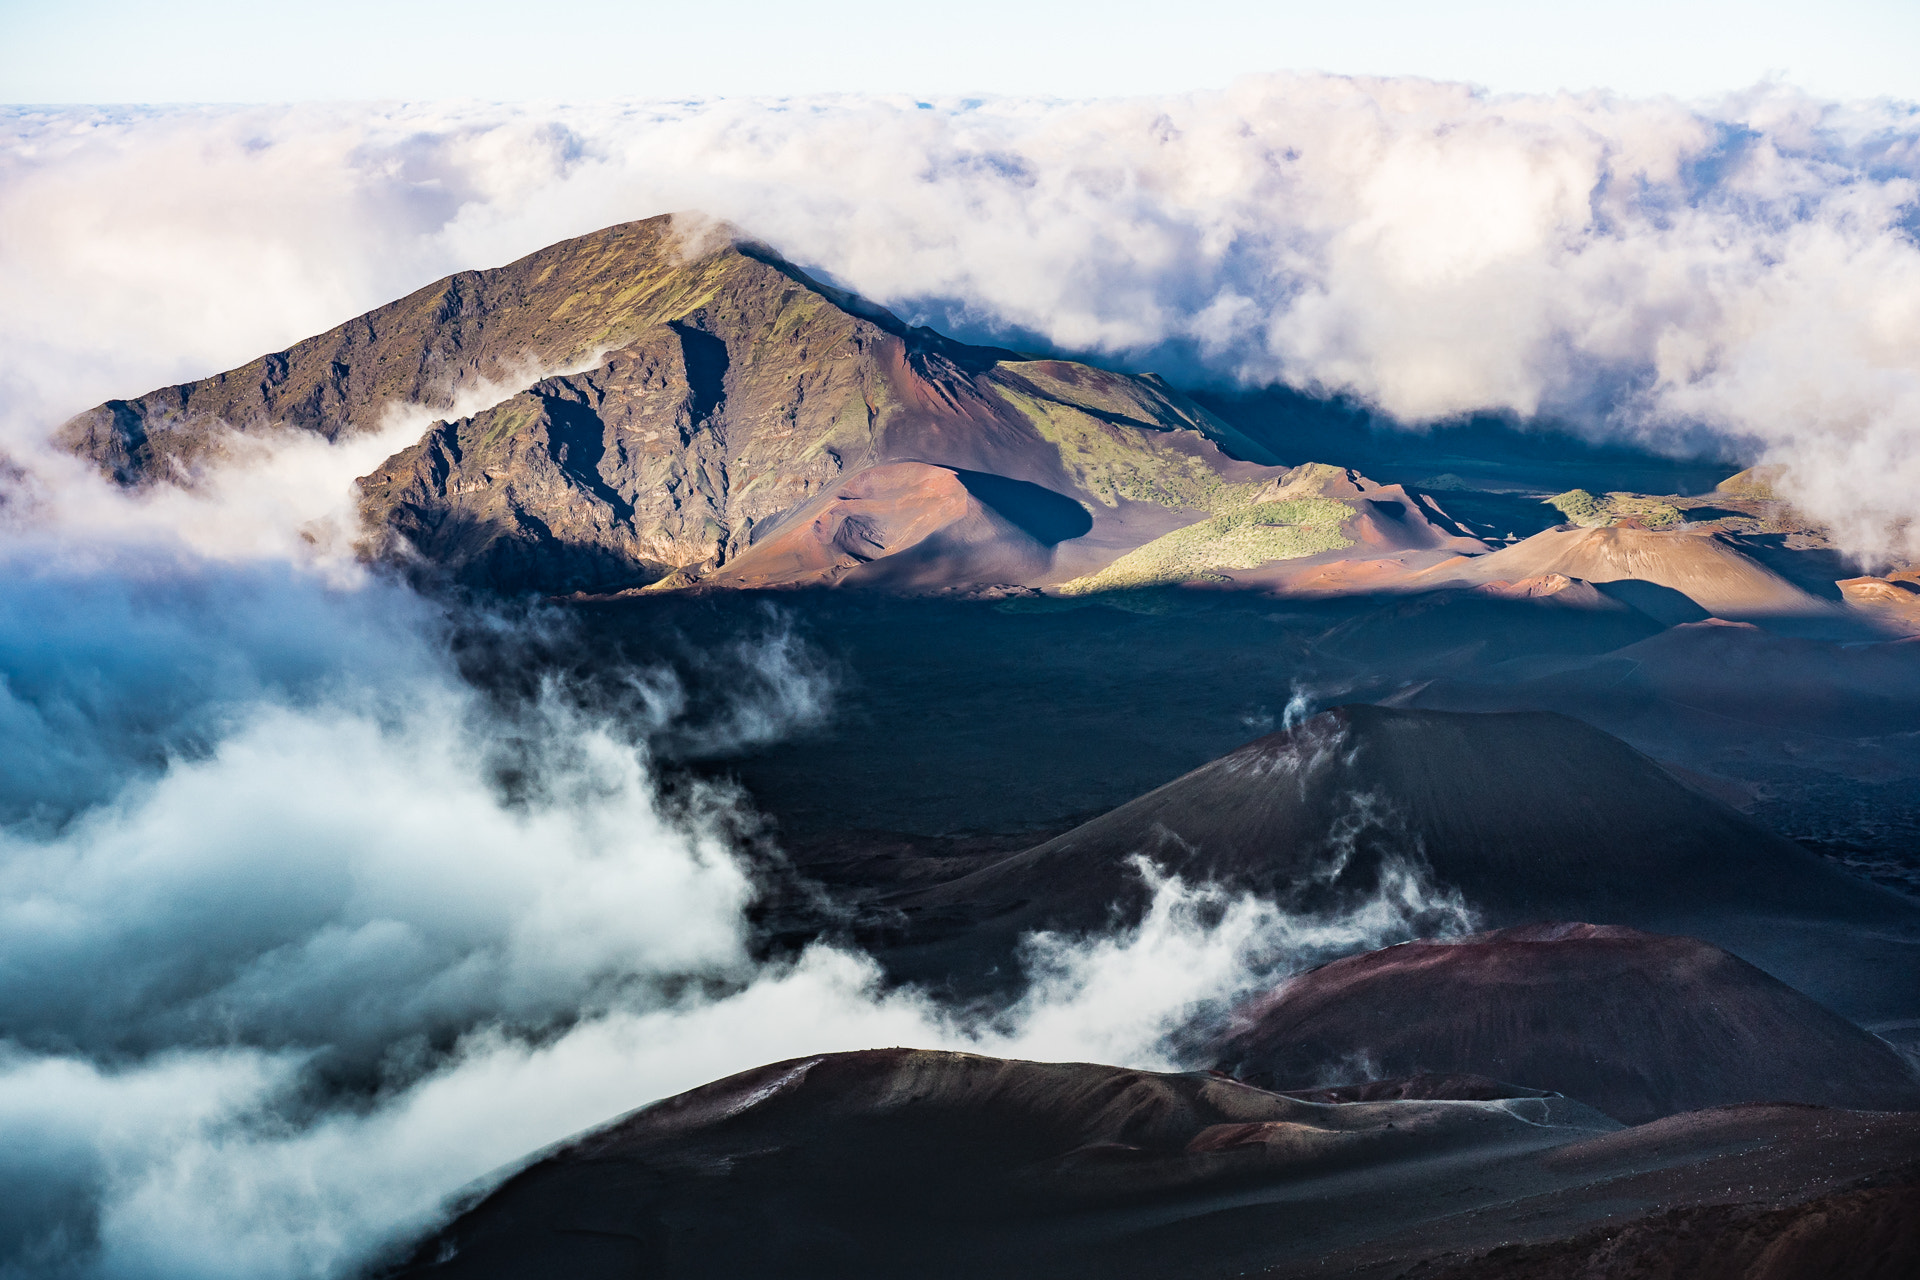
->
[[61, 214, 1282, 593]]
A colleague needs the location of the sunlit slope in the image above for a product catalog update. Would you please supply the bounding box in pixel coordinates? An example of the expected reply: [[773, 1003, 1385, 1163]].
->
[[1421, 524, 1832, 618], [63, 215, 1286, 593], [1055, 463, 1483, 594]]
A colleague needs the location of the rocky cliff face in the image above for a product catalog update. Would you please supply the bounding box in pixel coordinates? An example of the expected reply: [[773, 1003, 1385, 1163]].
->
[[62, 214, 1283, 593]]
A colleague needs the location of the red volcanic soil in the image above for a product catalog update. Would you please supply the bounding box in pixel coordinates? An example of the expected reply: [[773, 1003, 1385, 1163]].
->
[[1214, 923, 1920, 1125], [698, 460, 1054, 590], [379, 1048, 1920, 1280]]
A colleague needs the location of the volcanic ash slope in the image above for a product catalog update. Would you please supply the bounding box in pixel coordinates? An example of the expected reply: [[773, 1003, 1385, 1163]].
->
[[883, 705, 1920, 1021], [382, 1048, 1616, 1280], [1419, 523, 1834, 621], [1214, 922, 1920, 1125], [380, 1046, 1920, 1280]]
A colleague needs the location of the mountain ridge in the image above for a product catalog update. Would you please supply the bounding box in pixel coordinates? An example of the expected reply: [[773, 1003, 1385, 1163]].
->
[[61, 213, 1298, 593]]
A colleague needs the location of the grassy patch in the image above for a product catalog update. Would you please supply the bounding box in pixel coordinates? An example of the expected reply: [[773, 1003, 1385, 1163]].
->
[[1057, 496, 1354, 595], [470, 395, 542, 452], [1546, 489, 1684, 529], [991, 380, 1240, 510]]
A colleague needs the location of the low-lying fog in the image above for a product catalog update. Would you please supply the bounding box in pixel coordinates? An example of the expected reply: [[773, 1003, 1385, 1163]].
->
[[5, 74, 1920, 1278]]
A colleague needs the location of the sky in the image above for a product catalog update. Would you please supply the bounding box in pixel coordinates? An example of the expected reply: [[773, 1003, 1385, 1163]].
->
[[2, 0, 1918, 104]]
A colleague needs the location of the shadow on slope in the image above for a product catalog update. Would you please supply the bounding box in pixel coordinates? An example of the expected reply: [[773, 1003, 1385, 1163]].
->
[[378, 1048, 1615, 1280], [873, 706, 1920, 1022], [377, 1047, 1920, 1280]]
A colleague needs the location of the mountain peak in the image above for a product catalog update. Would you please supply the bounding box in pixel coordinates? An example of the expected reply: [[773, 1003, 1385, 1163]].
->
[[59, 213, 1278, 593], [56, 214, 880, 486]]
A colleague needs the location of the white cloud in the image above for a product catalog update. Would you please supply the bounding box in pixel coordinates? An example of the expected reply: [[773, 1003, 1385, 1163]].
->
[[4, 72, 1918, 1276], [5, 80, 1919, 556]]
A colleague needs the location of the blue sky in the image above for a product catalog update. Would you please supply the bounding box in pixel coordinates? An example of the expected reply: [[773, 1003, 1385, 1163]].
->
[[2, 0, 1916, 103]]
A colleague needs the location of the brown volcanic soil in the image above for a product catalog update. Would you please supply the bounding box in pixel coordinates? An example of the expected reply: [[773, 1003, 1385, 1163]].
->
[[380, 1047, 1617, 1280], [1415, 1180, 1920, 1280], [1419, 524, 1832, 621], [378, 1049, 1920, 1280], [1214, 923, 1920, 1125], [878, 705, 1920, 1020], [695, 460, 1055, 591], [1283, 1104, 1920, 1280]]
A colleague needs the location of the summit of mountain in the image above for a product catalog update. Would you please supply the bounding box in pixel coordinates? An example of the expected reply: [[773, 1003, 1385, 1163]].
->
[[59, 214, 1288, 594]]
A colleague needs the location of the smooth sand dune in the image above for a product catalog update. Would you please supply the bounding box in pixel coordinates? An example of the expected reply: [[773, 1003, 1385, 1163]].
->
[[1467, 572, 1619, 606], [1838, 573, 1920, 634], [1215, 922, 1920, 1124], [379, 1047, 1920, 1280], [1420, 524, 1832, 618]]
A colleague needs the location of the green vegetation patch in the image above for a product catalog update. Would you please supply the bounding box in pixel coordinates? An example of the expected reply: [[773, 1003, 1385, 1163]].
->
[[1545, 489, 1684, 529], [994, 382, 1239, 509], [470, 395, 543, 452], [1057, 496, 1354, 595], [1714, 465, 1783, 499], [997, 361, 1278, 473]]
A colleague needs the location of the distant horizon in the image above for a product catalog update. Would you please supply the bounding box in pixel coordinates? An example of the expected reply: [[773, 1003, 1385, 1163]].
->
[[3, 0, 1917, 105]]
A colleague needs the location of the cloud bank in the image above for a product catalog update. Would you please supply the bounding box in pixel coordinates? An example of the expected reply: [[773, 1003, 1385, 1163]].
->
[[0, 70, 1912, 1277], [0, 560, 1460, 1275], [0, 377, 1463, 1276], [5, 77, 1920, 554]]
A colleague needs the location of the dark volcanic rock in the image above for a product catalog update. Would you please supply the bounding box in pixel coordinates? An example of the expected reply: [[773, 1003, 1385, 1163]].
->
[[1276, 1072, 1558, 1104], [1215, 923, 1920, 1124], [379, 1047, 1614, 1280], [377, 1049, 1920, 1280], [1419, 1180, 1920, 1280], [882, 705, 1920, 1021]]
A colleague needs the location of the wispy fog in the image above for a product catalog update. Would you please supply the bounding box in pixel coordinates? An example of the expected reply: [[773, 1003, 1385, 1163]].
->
[[0, 73, 1897, 1275], [0, 408, 1468, 1275], [0, 555, 1463, 1274]]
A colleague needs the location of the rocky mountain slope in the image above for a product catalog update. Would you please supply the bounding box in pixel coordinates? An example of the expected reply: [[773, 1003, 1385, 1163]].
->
[[61, 213, 1909, 621], [61, 214, 1295, 593]]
